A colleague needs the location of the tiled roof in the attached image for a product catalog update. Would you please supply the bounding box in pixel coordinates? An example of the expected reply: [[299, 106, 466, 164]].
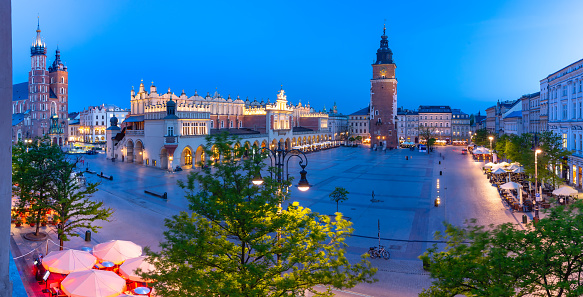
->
[[292, 126, 314, 132], [349, 106, 369, 116], [210, 128, 261, 135], [12, 113, 25, 126], [13, 82, 28, 101], [418, 106, 451, 113], [504, 111, 522, 119]]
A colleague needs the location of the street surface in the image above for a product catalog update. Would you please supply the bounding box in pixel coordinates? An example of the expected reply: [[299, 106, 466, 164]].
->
[[11, 145, 525, 296]]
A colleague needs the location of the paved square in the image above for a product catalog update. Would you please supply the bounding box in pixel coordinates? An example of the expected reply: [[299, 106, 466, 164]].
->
[[11, 145, 523, 296]]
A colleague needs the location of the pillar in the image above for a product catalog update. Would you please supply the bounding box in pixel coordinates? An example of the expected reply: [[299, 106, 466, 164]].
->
[[0, 0, 14, 294]]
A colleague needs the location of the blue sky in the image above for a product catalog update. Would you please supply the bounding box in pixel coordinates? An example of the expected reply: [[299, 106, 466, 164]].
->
[[11, 0, 583, 115]]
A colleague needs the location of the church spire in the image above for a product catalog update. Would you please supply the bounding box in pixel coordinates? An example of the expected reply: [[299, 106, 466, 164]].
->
[[375, 23, 393, 65], [31, 17, 46, 56]]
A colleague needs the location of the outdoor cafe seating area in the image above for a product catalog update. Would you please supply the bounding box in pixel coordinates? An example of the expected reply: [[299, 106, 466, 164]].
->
[[37, 239, 158, 297], [481, 161, 579, 214]]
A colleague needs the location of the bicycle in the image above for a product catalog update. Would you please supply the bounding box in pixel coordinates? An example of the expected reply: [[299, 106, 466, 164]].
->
[[368, 245, 390, 260]]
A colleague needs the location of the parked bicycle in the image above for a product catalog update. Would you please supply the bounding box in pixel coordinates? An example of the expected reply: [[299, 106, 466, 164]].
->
[[368, 245, 390, 260]]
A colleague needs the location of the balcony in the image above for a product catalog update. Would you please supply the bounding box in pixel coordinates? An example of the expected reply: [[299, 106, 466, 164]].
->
[[126, 130, 144, 136], [164, 135, 178, 145]]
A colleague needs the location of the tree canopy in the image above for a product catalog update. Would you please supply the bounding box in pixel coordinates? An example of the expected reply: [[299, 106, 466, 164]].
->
[[12, 138, 112, 246], [329, 187, 349, 213], [420, 201, 583, 297], [143, 134, 376, 296]]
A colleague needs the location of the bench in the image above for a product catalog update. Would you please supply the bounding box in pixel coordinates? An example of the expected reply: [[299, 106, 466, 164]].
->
[[144, 190, 167, 200]]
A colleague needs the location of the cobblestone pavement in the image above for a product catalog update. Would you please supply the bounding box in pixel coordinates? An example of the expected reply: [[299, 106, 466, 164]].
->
[[11, 145, 522, 296]]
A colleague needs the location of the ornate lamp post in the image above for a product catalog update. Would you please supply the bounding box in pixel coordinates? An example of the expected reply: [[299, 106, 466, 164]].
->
[[489, 136, 494, 150], [251, 141, 310, 263]]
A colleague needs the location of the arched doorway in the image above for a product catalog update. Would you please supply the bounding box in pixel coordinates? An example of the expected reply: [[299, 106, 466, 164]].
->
[[261, 140, 267, 148], [211, 145, 220, 163], [126, 140, 134, 163], [135, 141, 144, 164], [160, 147, 168, 169], [195, 145, 205, 167], [181, 146, 193, 167], [285, 138, 291, 150]]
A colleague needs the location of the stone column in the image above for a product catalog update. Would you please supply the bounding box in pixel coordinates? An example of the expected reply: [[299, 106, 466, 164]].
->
[[0, 0, 14, 295]]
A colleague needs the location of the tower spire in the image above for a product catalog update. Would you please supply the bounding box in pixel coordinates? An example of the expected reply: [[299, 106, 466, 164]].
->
[[374, 22, 393, 64], [31, 17, 46, 55]]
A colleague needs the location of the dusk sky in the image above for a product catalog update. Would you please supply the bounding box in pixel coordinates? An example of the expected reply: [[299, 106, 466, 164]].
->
[[11, 0, 583, 115]]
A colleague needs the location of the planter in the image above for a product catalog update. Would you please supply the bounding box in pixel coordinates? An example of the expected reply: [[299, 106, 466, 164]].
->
[[41, 223, 47, 227], [29, 223, 35, 227], [15, 223, 21, 227]]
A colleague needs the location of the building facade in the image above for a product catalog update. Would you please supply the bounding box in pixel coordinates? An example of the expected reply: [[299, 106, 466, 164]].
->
[[545, 58, 583, 188], [106, 84, 332, 171], [451, 109, 470, 143], [520, 92, 541, 134], [11, 21, 68, 145], [418, 106, 452, 143], [327, 103, 348, 141], [369, 26, 398, 149], [396, 108, 418, 144], [348, 107, 370, 139], [78, 104, 129, 145]]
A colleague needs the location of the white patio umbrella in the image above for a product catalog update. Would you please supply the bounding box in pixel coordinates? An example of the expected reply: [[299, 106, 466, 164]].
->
[[42, 250, 97, 274], [552, 186, 579, 196], [499, 161, 510, 167], [484, 162, 496, 167], [119, 256, 156, 282], [93, 240, 142, 265], [492, 168, 507, 175], [512, 167, 524, 173], [61, 270, 126, 297], [500, 182, 522, 190]]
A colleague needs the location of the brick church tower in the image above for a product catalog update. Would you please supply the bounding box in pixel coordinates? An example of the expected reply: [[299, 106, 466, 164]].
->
[[27, 19, 68, 145], [369, 25, 398, 149]]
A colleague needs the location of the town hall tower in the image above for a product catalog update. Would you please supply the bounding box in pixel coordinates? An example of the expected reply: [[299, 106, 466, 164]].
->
[[369, 25, 398, 149]]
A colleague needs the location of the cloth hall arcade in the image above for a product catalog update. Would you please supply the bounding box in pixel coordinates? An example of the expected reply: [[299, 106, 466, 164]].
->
[[106, 82, 332, 171]]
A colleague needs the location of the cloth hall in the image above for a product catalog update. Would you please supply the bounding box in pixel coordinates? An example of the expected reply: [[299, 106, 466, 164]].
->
[[106, 82, 333, 171]]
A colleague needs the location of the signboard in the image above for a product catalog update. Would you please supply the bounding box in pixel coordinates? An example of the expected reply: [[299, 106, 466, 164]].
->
[[536, 193, 541, 202]]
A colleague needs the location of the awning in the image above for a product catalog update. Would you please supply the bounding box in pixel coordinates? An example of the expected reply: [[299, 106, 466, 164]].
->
[[124, 115, 144, 123]]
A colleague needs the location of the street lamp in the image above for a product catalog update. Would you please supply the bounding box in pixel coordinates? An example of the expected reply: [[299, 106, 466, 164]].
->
[[535, 149, 542, 219], [252, 141, 310, 263], [253, 141, 310, 192], [489, 136, 494, 150]]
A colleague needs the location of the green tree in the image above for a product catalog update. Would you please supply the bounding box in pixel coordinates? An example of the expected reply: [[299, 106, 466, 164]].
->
[[142, 134, 376, 296], [418, 126, 435, 153], [12, 138, 62, 237], [472, 128, 490, 147], [329, 187, 349, 213], [427, 138, 437, 151], [49, 157, 113, 250], [355, 135, 362, 143], [537, 131, 572, 188], [420, 201, 583, 297], [494, 134, 509, 160]]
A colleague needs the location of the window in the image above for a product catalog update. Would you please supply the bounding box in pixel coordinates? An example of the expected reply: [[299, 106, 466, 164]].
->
[[210, 120, 214, 128], [375, 110, 379, 116], [563, 86, 567, 96], [167, 126, 174, 136], [563, 133, 568, 148], [574, 102, 577, 119], [96, 115, 99, 119], [230, 120, 233, 128], [221, 121, 224, 128], [563, 105, 568, 119]]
